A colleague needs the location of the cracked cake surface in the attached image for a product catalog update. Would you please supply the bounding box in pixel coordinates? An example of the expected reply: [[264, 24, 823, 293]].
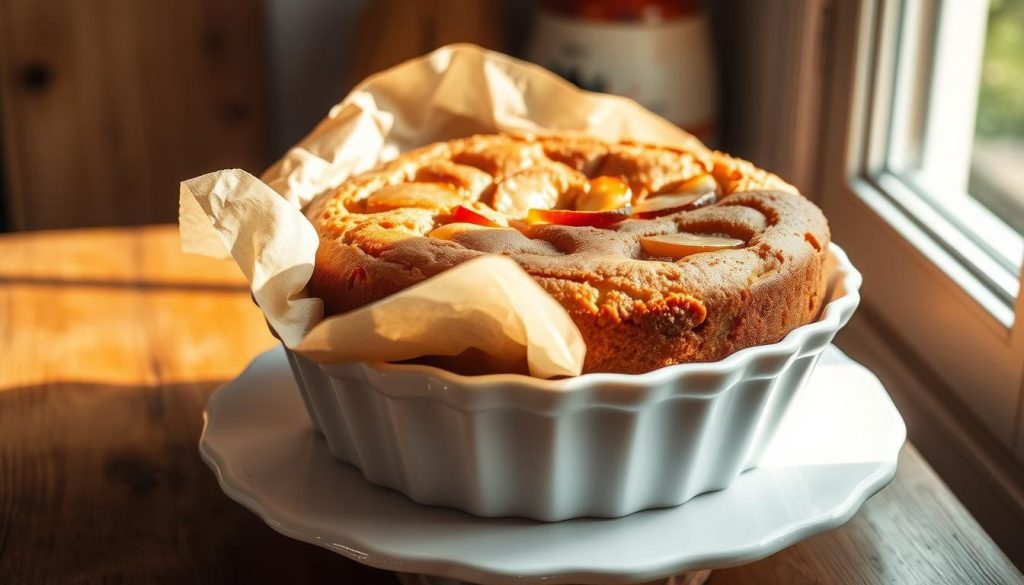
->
[[305, 132, 830, 374]]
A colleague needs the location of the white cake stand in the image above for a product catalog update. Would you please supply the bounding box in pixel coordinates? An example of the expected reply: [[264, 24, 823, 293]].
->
[[200, 346, 905, 585]]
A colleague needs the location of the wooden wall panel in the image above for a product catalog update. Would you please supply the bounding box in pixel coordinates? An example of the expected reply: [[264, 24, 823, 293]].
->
[[0, 0, 269, 230]]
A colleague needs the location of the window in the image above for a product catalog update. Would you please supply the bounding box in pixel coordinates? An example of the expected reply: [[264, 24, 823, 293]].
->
[[870, 0, 1023, 324], [817, 0, 1024, 458]]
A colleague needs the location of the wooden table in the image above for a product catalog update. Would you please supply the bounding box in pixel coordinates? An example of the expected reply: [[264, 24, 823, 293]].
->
[[1, 225, 1021, 585]]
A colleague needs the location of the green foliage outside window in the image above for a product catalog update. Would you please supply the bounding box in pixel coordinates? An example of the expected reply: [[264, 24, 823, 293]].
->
[[975, 0, 1024, 138]]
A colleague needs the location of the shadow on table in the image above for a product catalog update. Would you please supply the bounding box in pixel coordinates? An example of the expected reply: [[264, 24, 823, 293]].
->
[[0, 275, 249, 293], [0, 380, 398, 584]]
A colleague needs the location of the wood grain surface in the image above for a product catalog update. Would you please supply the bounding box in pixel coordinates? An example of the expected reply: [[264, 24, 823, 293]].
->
[[0, 0, 269, 230], [1, 225, 1021, 585]]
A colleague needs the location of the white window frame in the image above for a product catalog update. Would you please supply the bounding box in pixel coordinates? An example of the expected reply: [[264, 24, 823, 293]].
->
[[815, 0, 1024, 461], [883, 0, 1022, 308]]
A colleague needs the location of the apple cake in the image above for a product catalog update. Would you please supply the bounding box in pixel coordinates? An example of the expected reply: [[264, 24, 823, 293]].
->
[[304, 133, 830, 374]]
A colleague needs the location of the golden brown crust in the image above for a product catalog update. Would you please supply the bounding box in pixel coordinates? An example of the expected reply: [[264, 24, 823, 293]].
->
[[306, 133, 831, 373]]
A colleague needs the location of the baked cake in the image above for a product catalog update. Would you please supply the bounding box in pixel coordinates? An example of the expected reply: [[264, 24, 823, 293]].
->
[[305, 133, 830, 374]]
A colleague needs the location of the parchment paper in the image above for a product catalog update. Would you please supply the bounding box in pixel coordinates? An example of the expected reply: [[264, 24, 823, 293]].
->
[[179, 44, 708, 378]]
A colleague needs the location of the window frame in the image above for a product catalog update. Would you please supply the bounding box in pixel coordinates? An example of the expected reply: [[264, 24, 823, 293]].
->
[[871, 0, 1021, 316], [816, 0, 1024, 455]]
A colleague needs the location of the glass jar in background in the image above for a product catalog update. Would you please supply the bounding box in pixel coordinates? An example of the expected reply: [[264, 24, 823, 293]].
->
[[528, 0, 718, 145]]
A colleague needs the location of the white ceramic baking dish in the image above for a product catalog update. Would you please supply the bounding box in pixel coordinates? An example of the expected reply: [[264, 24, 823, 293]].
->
[[283, 243, 861, 521]]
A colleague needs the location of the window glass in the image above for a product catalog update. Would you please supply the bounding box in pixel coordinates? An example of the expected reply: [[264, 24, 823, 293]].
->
[[969, 0, 1024, 237]]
